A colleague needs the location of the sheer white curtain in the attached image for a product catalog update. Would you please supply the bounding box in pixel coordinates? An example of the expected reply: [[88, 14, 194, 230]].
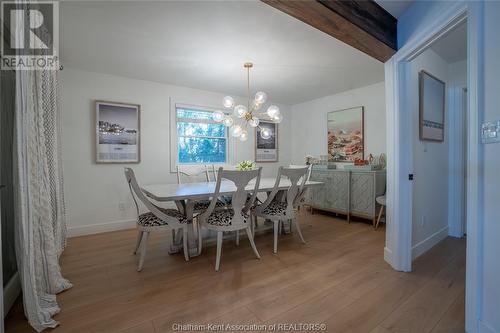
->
[[13, 51, 72, 333]]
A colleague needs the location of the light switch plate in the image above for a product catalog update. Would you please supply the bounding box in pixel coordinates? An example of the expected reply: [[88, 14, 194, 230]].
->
[[481, 120, 500, 144]]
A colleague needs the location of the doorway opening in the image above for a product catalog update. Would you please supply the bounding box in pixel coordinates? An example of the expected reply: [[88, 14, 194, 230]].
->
[[410, 21, 468, 259]]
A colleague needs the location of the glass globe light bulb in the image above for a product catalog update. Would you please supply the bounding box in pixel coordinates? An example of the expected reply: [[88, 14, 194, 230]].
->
[[249, 117, 260, 127], [231, 125, 243, 137], [260, 127, 271, 140], [223, 96, 235, 109], [251, 100, 262, 111], [255, 91, 267, 104], [239, 130, 248, 141], [273, 113, 283, 123], [223, 116, 234, 127], [234, 105, 247, 118], [266, 105, 280, 118], [213, 110, 225, 122]]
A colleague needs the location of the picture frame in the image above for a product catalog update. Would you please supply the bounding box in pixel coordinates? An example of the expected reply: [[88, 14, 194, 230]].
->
[[327, 106, 364, 162], [419, 70, 446, 142], [255, 121, 278, 162], [95, 100, 141, 163]]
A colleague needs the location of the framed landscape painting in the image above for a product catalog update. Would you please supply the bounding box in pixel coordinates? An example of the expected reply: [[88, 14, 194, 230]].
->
[[255, 121, 278, 162], [327, 107, 364, 162], [419, 70, 445, 141], [95, 101, 140, 163]]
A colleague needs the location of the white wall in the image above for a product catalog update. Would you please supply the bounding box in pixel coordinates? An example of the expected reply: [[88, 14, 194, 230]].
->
[[60, 68, 291, 236], [482, 1, 500, 331], [399, 1, 500, 332], [447, 59, 467, 238], [289, 82, 386, 165]]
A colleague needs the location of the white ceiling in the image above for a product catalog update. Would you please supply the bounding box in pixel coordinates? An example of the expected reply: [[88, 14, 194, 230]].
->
[[375, 0, 414, 19], [430, 22, 467, 63], [60, 1, 384, 105]]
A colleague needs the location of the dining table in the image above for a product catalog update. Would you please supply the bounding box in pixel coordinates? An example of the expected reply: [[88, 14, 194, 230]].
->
[[142, 178, 323, 256]]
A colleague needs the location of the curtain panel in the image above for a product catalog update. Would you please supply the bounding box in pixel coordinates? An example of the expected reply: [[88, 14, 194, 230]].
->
[[12, 2, 72, 326]]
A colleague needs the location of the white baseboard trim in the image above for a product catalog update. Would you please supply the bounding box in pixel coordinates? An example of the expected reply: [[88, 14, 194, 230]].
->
[[68, 219, 136, 238], [3, 272, 21, 317], [412, 226, 449, 259], [479, 320, 499, 333], [384, 246, 393, 265]]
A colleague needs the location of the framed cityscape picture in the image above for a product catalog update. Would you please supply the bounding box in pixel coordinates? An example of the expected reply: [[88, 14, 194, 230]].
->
[[419, 70, 445, 141], [95, 101, 140, 163], [327, 106, 364, 162], [255, 121, 278, 162]]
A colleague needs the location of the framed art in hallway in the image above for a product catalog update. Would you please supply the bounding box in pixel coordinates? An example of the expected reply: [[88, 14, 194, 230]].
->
[[255, 121, 278, 162], [419, 70, 445, 141], [95, 101, 141, 163], [327, 106, 364, 162]]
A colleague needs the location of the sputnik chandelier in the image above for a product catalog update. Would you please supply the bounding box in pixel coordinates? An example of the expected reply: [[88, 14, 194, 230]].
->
[[213, 62, 282, 142]]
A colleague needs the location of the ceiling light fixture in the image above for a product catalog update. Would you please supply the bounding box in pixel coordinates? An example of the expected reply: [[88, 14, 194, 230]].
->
[[214, 62, 281, 141]]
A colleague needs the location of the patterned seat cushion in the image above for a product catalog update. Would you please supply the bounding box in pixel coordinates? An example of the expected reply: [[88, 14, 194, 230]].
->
[[261, 200, 288, 216], [138, 208, 187, 227], [193, 200, 225, 212], [205, 209, 249, 226]]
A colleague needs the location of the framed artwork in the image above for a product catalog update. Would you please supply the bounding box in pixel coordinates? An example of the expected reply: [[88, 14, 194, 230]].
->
[[419, 70, 445, 141], [255, 121, 278, 162], [327, 106, 364, 162], [95, 100, 140, 163]]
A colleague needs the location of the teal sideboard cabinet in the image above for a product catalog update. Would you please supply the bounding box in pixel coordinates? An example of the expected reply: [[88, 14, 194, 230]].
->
[[306, 168, 386, 225]]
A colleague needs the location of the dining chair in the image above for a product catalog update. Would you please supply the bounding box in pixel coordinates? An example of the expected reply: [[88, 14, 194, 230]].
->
[[197, 167, 263, 271], [177, 164, 224, 213], [288, 164, 312, 211], [375, 195, 386, 229], [124, 168, 191, 271], [252, 166, 309, 254]]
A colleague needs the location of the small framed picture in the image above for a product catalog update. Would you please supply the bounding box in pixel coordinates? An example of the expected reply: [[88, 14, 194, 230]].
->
[[419, 70, 445, 141], [95, 101, 140, 163], [255, 121, 278, 162]]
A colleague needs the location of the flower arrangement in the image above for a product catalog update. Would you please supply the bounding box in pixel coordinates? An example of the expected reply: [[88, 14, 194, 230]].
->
[[236, 160, 256, 171]]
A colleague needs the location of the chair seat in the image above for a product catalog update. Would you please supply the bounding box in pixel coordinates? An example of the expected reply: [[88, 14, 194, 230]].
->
[[376, 195, 386, 206], [193, 200, 225, 212], [259, 200, 287, 216], [138, 208, 188, 227], [206, 209, 249, 226]]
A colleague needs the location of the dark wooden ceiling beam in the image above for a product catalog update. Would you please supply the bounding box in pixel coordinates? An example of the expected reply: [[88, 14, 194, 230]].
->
[[261, 0, 397, 63]]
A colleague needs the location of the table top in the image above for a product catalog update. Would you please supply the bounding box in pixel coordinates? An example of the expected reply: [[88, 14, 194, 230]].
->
[[142, 178, 323, 202]]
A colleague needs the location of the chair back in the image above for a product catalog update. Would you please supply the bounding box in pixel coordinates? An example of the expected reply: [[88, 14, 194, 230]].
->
[[289, 164, 312, 182], [211, 164, 236, 181], [199, 167, 262, 228], [124, 168, 181, 227], [257, 166, 309, 216], [289, 164, 312, 204], [177, 164, 210, 184]]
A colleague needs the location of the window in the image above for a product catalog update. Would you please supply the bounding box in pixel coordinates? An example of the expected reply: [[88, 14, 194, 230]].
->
[[176, 107, 228, 164]]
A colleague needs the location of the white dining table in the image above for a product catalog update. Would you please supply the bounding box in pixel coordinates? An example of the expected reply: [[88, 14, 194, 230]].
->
[[141, 178, 323, 256], [142, 178, 323, 202]]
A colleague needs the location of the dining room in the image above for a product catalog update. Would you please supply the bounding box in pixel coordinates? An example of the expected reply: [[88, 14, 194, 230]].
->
[[2, 1, 470, 332]]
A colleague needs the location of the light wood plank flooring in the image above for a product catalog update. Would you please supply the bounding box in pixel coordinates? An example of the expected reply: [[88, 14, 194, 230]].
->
[[5, 211, 465, 333]]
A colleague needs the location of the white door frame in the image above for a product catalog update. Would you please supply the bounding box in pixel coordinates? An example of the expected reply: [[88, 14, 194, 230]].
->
[[384, 2, 483, 332]]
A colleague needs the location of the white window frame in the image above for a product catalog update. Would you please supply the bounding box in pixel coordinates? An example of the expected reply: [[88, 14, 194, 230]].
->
[[170, 101, 235, 172]]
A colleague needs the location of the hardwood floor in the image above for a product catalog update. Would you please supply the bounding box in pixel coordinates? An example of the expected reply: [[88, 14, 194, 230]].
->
[[5, 211, 465, 333]]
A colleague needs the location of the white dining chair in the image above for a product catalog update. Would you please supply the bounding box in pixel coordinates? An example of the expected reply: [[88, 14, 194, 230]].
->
[[197, 167, 262, 271], [124, 168, 191, 271], [177, 164, 224, 213], [288, 164, 312, 211], [375, 195, 386, 229], [252, 166, 309, 254]]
